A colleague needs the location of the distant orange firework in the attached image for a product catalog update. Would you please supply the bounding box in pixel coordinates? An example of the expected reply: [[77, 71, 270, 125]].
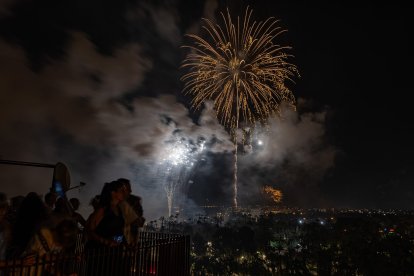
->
[[263, 186, 282, 203]]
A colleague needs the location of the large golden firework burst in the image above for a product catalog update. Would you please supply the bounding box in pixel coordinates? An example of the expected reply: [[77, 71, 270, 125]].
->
[[181, 7, 298, 136]]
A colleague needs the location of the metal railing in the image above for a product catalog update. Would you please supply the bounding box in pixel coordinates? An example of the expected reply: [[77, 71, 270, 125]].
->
[[1, 232, 190, 276]]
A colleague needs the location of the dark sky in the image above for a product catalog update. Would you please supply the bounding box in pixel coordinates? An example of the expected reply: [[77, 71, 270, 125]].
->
[[0, 0, 412, 217]]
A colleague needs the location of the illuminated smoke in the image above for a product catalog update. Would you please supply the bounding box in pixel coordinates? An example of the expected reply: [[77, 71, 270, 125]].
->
[[156, 136, 206, 217]]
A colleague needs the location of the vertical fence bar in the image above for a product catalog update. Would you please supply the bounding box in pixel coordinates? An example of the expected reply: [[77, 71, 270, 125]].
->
[[3, 232, 190, 276]]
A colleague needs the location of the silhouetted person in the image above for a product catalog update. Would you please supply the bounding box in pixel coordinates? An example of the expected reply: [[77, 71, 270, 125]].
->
[[85, 181, 128, 276], [50, 197, 73, 227], [6, 195, 24, 226], [0, 193, 10, 261], [85, 195, 100, 230], [18, 218, 79, 276], [69, 198, 86, 228], [24, 218, 78, 256], [44, 192, 57, 212], [89, 195, 100, 212], [85, 181, 126, 249], [118, 178, 145, 244], [7, 192, 49, 259]]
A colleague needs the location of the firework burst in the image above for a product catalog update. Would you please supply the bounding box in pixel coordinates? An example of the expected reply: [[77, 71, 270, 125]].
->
[[181, 7, 298, 132], [158, 137, 205, 216], [264, 186, 283, 203], [181, 7, 298, 208]]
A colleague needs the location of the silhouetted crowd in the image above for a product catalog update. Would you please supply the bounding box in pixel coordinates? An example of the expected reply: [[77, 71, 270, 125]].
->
[[0, 178, 145, 269]]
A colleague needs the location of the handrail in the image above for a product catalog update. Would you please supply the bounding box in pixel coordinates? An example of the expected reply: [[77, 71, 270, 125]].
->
[[0, 159, 55, 168]]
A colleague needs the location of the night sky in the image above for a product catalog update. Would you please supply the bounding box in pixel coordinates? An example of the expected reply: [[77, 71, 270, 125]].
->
[[0, 0, 412, 218]]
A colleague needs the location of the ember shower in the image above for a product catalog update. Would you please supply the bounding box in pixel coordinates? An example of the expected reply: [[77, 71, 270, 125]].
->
[[155, 135, 206, 217]]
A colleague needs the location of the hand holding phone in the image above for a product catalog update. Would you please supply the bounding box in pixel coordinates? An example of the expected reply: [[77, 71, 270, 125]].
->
[[53, 181, 65, 197]]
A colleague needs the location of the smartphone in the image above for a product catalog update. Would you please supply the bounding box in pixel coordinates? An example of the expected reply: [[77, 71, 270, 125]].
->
[[113, 235, 123, 244], [53, 181, 65, 197]]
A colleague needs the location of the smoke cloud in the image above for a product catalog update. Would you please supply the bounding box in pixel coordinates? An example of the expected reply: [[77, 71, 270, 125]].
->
[[0, 30, 234, 219], [0, 0, 336, 220], [238, 102, 337, 207]]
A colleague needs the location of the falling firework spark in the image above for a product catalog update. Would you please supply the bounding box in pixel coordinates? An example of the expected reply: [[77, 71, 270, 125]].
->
[[264, 186, 283, 203], [158, 137, 205, 217], [181, 7, 298, 208]]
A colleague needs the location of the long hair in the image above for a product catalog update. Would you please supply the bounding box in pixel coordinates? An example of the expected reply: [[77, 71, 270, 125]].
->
[[99, 180, 124, 208]]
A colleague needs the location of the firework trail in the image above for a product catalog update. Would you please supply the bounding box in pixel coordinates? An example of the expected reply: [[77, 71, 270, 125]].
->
[[181, 7, 298, 208], [157, 137, 205, 217]]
